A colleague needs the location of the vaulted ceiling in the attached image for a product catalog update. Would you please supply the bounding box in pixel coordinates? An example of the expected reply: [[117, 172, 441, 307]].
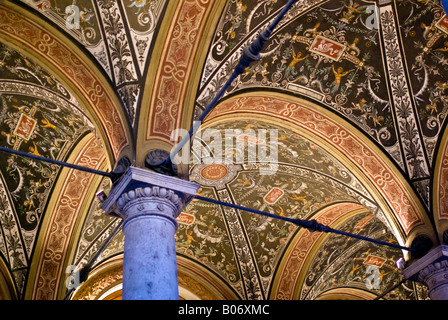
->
[[0, 0, 447, 300]]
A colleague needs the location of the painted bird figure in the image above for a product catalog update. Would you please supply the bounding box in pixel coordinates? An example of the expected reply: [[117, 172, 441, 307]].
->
[[128, 0, 151, 13]]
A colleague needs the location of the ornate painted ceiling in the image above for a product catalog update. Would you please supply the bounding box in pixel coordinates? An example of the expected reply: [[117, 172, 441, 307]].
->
[[20, 0, 166, 127], [196, 0, 448, 211], [0, 0, 447, 300]]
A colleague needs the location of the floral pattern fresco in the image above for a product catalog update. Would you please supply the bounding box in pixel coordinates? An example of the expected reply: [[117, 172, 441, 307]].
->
[[0, 40, 95, 298], [20, 0, 168, 125], [196, 0, 448, 211], [67, 118, 409, 299], [175, 119, 405, 299], [6, 0, 447, 300], [72, 177, 124, 270]]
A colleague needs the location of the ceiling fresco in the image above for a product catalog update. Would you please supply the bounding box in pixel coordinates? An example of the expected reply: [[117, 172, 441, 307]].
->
[[0, 0, 446, 301], [71, 177, 123, 270], [67, 119, 419, 300], [301, 212, 427, 300], [19, 0, 167, 126], [195, 0, 448, 212], [0, 40, 96, 298]]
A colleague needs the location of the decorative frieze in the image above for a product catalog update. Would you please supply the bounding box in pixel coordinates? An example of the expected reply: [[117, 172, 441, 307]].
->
[[379, 5, 430, 180]]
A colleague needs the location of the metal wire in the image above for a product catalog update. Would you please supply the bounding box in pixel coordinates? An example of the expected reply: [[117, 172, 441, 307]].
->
[[0, 144, 418, 302], [0, 0, 421, 300]]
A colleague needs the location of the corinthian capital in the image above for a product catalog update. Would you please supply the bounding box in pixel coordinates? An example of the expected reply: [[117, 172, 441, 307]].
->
[[116, 186, 184, 212], [417, 260, 448, 290], [101, 166, 200, 218], [403, 245, 448, 300]]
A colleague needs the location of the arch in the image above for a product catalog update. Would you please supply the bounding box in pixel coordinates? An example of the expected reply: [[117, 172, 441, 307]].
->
[[71, 254, 239, 300], [314, 288, 377, 300], [138, 0, 226, 166], [25, 134, 107, 300], [99, 286, 123, 300], [0, 256, 16, 300], [433, 121, 448, 244], [0, 1, 132, 164], [269, 202, 367, 300], [177, 255, 240, 300], [71, 255, 123, 300], [203, 91, 435, 252]]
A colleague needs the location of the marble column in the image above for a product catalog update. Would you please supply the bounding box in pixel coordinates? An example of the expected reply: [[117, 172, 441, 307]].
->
[[101, 166, 199, 300], [403, 245, 448, 300]]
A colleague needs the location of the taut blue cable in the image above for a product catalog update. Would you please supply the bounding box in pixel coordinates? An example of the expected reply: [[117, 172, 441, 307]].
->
[[442, 0, 448, 14], [0, 146, 416, 253], [151, 0, 299, 169], [0, 146, 117, 179], [194, 195, 416, 253]]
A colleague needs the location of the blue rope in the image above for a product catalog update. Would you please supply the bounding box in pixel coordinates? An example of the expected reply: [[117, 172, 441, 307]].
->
[[194, 195, 416, 253], [161, 0, 299, 166], [442, 0, 448, 15], [0, 146, 117, 179], [0, 0, 418, 255], [166, 0, 416, 253], [0, 146, 416, 252]]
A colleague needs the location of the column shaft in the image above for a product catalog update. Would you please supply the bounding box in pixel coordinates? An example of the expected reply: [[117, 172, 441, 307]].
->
[[116, 187, 183, 300], [122, 209, 179, 299], [101, 167, 200, 300]]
